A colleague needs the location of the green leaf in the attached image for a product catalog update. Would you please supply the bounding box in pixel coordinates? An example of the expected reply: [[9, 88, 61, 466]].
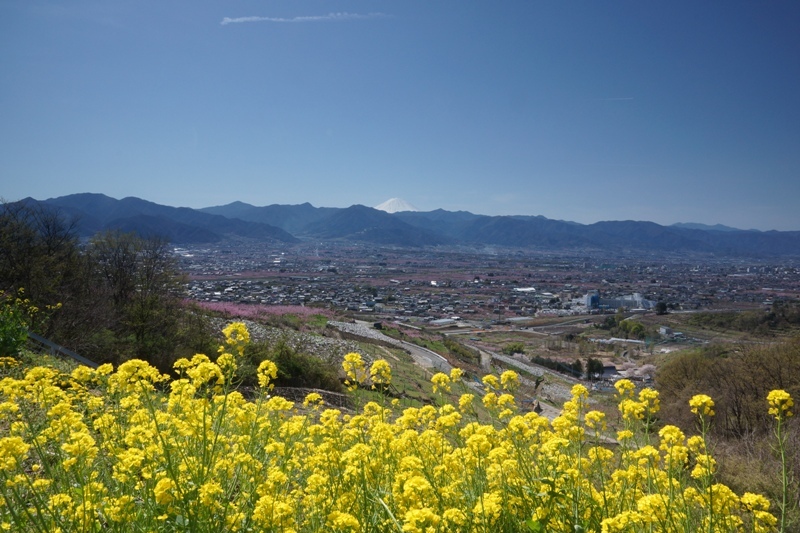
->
[[526, 519, 545, 532]]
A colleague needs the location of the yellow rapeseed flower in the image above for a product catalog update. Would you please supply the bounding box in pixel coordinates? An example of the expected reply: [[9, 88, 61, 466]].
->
[[0, 436, 29, 471], [220, 321, 250, 356], [619, 399, 645, 421], [431, 372, 451, 393], [571, 383, 589, 399], [187, 361, 225, 391], [199, 480, 224, 507], [741, 492, 770, 512], [257, 359, 279, 390], [687, 435, 706, 454], [342, 352, 366, 390], [584, 410, 606, 431], [70, 365, 96, 384], [105, 495, 135, 522], [638, 388, 660, 415], [482, 392, 498, 409], [616, 429, 634, 442], [500, 370, 520, 392], [252, 495, 296, 529], [327, 510, 360, 531], [60, 431, 98, 470], [303, 392, 323, 409], [658, 425, 685, 448], [0, 357, 20, 369], [614, 379, 635, 398], [442, 508, 468, 527], [107, 359, 167, 394], [369, 359, 392, 386], [691, 454, 717, 479], [601, 510, 643, 532], [472, 491, 503, 526], [482, 374, 499, 391], [458, 393, 474, 412], [435, 409, 462, 430], [767, 389, 793, 419], [216, 352, 237, 375], [637, 494, 669, 524], [403, 507, 440, 533], [689, 394, 715, 416], [153, 477, 176, 505], [497, 393, 516, 409]]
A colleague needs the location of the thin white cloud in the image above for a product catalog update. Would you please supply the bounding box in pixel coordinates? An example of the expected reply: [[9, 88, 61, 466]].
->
[[221, 12, 388, 25]]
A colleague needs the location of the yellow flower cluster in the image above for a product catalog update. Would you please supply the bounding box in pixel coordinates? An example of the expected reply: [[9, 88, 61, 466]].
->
[[257, 359, 278, 390], [220, 321, 250, 356], [689, 394, 715, 417], [500, 370, 520, 392], [342, 352, 367, 391], [369, 359, 392, 387], [767, 389, 794, 419], [0, 325, 783, 533], [431, 372, 451, 393]]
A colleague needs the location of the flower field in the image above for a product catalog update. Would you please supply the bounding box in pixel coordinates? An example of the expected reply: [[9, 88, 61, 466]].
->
[[0, 323, 790, 532]]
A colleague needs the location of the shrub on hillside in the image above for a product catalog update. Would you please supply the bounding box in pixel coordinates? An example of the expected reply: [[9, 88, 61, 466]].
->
[[657, 339, 800, 438], [502, 342, 526, 355], [443, 337, 479, 364], [238, 338, 343, 392], [0, 289, 35, 357]]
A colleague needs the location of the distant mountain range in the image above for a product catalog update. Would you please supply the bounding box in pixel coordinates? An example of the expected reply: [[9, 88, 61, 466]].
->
[[14, 194, 298, 244], [6, 193, 800, 257], [670, 222, 749, 232]]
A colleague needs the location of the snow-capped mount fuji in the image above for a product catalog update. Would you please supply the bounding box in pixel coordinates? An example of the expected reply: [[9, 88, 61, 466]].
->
[[374, 198, 419, 213]]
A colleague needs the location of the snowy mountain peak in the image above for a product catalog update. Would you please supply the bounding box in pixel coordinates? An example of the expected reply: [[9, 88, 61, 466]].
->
[[374, 198, 419, 213]]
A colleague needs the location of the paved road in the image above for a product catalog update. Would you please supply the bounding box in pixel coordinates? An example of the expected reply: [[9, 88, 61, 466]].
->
[[395, 339, 452, 373], [336, 320, 452, 373]]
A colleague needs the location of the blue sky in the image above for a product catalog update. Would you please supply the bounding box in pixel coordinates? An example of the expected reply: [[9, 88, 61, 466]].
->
[[2, 1, 799, 231]]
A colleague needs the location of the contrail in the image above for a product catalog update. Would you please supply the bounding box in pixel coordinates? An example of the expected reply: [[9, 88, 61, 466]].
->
[[221, 12, 388, 25]]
